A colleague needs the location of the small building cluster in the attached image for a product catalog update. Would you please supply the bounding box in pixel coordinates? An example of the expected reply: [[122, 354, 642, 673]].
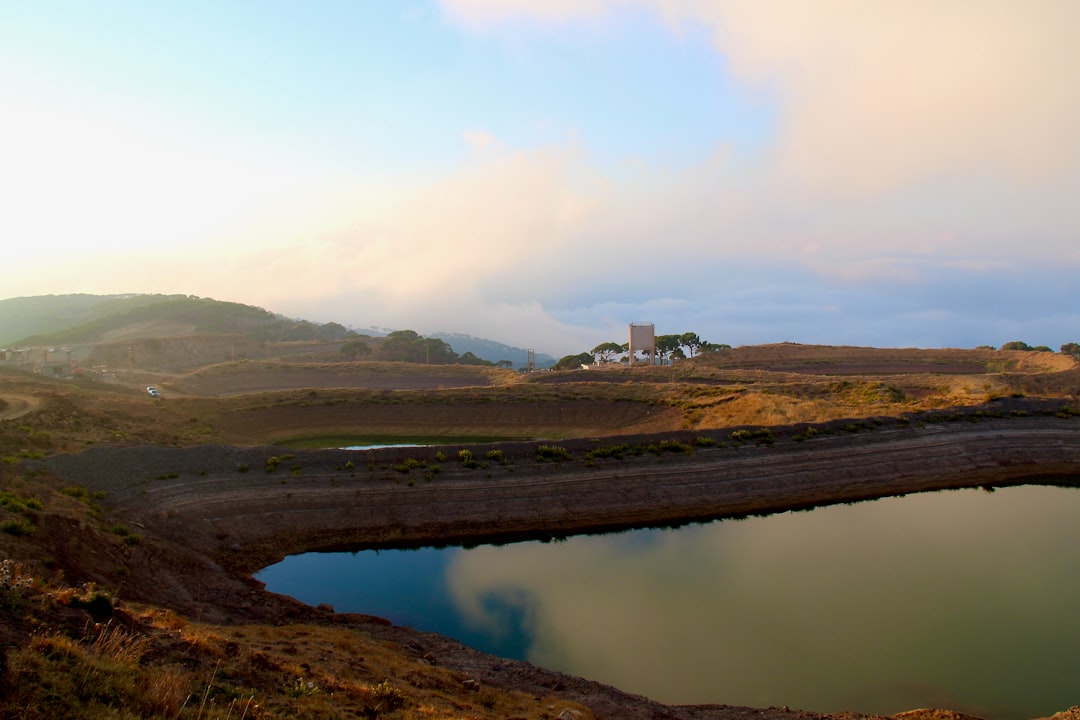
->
[[0, 346, 82, 378]]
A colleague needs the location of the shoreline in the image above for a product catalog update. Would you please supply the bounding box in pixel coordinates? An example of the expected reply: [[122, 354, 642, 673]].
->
[[36, 407, 1080, 720], [46, 410, 1080, 575]]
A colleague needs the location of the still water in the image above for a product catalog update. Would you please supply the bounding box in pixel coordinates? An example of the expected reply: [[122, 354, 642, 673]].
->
[[256, 484, 1080, 719]]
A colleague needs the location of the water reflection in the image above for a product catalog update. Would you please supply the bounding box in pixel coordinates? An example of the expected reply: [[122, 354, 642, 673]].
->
[[257, 484, 1080, 719]]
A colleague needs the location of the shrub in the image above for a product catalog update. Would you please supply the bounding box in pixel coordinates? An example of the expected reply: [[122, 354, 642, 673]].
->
[[793, 426, 822, 442], [1, 519, 35, 536], [647, 440, 693, 455], [368, 680, 404, 712], [392, 458, 427, 474], [61, 486, 90, 501], [69, 583, 115, 619], [536, 445, 572, 461], [585, 444, 632, 460], [484, 449, 505, 463], [730, 428, 776, 445]]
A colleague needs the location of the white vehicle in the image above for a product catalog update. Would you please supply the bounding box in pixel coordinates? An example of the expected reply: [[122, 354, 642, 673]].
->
[[147, 386, 160, 398]]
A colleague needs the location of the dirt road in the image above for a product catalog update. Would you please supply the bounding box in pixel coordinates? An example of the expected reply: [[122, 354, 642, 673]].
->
[[0, 393, 41, 420]]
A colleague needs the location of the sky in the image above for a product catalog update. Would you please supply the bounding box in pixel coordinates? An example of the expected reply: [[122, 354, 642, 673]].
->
[[2, 1, 1078, 356]]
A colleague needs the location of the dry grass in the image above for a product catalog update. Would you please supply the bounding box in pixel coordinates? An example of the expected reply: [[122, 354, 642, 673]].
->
[[2, 588, 593, 720], [0, 343, 1074, 452], [0, 343, 1075, 720]]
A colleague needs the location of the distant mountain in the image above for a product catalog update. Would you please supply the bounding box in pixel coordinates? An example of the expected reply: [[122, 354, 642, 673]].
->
[[431, 332, 556, 369], [0, 294, 354, 347], [0, 295, 555, 369]]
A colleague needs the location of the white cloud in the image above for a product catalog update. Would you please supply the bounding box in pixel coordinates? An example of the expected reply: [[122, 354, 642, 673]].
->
[[441, 0, 1080, 195]]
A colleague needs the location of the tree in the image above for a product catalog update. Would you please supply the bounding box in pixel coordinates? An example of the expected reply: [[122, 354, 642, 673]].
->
[[679, 332, 704, 357], [1061, 343, 1080, 357], [496, 359, 514, 369], [340, 340, 371, 360], [378, 330, 458, 364], [421, 337, 458, 364], [457, 351, 493, 366], [655, 334, 683, 364], [554, 352, 594, 370], [591, 342, 623, 365], [1001, 341, 1033, 351]]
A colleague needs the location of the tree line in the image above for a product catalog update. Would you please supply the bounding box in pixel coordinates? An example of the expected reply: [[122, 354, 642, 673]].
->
[[998, 341, 1080, 355], [340, 330, 1080, 372], [340, 330, 513, 368], [554, 332, 728, 370]]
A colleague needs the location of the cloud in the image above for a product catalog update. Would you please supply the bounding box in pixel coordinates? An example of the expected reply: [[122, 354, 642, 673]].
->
[[442, 1, 1080, 196], [438, 0, 634, 29], [9, 2, 1076, 356]]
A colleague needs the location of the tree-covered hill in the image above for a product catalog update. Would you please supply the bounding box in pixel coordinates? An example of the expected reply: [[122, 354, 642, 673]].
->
[[0, 294, 353, 346]]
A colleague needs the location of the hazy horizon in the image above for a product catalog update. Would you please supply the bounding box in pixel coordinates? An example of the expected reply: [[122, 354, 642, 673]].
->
[[2, 2, 1077, 356]]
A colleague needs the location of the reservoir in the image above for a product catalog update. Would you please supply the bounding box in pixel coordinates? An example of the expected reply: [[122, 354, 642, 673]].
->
[[256, 483, 1080, 719]]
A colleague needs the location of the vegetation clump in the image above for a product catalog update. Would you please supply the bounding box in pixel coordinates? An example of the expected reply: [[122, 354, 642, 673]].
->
[[536, 445, 572, 461], [729, 428, 776, 445], [392, 457, 427, 474]]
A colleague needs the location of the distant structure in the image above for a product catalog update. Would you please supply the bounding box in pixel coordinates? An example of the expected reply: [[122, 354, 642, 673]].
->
[[527, 348, 535, 373], [628, 322, 655, 366], [0, 346, 80, 377]]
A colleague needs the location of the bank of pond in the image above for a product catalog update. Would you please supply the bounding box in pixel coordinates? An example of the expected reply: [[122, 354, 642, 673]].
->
[[257, 482, 1080, 720]]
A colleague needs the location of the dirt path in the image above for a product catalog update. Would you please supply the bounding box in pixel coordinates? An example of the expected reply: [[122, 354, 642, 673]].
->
[[0, 393, 41, 420]]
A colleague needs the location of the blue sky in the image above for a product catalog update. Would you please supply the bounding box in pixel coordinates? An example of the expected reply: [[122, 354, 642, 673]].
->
[[2, 1, 1077, 355]]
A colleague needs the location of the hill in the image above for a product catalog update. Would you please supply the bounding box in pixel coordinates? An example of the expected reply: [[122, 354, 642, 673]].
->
[[0, 294, 353, 347], [1, 297, 1079, 719], [431, 332, 557, 369], [0, 294, 548, 373]]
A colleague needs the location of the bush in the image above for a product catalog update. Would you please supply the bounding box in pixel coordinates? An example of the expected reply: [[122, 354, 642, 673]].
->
[[647, 440, 693, 455], [730, 428, 775, 445], [0, 519, 35, 537], [536, 445, 572, 461], [793, 426, 822, 442], [392, 458, 426, 474], [585, 444, 632, 460]]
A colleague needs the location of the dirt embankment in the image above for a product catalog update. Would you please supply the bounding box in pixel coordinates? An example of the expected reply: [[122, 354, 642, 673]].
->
[[31, 404, 1080, 720], [45, 409, 1080, 579]]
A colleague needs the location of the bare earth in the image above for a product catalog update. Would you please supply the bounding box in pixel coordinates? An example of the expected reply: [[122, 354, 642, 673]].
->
[[5, 344, 1080, 719], [39, 402, 1080, 720]]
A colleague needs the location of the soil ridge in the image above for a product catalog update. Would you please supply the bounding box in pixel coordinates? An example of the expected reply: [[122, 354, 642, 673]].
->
[[35, 405, 1080, 720]]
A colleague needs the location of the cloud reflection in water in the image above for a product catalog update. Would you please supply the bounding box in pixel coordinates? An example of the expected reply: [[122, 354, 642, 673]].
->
[[444, 485, 1080, 718]]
